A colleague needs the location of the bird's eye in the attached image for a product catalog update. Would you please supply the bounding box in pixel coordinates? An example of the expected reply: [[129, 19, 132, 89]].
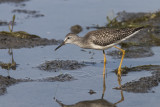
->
[[67, 37, 70, 39]]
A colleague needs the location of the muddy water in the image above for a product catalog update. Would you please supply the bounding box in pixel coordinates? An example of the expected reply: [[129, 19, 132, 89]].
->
[[0, 0, 160, 107]]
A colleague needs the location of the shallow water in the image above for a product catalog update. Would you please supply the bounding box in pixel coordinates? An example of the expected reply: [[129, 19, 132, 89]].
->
[[0, 0, 160, 107]]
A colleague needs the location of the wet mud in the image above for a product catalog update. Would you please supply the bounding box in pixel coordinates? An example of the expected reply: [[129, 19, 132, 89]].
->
[[0, 32, 61, 49], [121, 71, 160, 93], [0, 21, 8, 26], [113, 65, 160, 75], [0, 0, 28, 4], [114, 65, 160, 93], [0, 75, 16, 95], [39, 74, 76, 82], [0, 74, 75, 95], [0, 75, 31, 95], [38, 60, 87, 72], [12, 9, 44, 18]]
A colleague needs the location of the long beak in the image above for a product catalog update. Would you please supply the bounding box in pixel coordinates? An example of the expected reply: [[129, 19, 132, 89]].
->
[[55, 41, 65, 51]]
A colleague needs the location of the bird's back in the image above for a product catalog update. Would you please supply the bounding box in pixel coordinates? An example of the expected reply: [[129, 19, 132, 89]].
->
[[84, 27, 143, 47]]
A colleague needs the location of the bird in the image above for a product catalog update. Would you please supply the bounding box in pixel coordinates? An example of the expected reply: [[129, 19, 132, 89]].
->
[[55, 27, 144, 76]]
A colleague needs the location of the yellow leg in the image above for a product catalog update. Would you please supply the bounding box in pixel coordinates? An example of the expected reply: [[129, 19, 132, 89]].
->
[[102, 50, 106, 98], [102, 50, 107, 75], [103, 50, 107, 64], [113, 46, 125, 76], [102, 59, 106, 99]]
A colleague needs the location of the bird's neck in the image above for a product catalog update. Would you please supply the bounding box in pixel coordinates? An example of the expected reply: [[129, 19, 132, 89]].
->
[[73, 36, 87, 48]]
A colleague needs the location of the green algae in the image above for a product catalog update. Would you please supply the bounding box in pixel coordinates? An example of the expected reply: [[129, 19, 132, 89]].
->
[[0, 62, 16, 70], [0, 31, 40, 39], [106, 11, 160, 28]]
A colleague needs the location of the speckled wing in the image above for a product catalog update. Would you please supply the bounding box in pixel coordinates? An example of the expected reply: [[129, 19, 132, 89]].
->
[[86, 27, 142, 46]]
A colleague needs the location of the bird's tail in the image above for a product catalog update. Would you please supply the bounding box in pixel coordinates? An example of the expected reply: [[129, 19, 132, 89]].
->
[[134, 26, 144, 32]]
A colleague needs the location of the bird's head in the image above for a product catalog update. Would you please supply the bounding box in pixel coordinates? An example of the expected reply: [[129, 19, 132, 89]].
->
[[55, 33, 78, 51]]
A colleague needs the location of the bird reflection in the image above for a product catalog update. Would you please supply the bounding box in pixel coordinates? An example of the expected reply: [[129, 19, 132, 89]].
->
[[0, 48, 16, 78], [54, 62, 124, 107]]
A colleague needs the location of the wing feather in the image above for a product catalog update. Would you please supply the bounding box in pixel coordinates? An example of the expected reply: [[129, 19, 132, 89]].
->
[[84, 28, 142, 46]]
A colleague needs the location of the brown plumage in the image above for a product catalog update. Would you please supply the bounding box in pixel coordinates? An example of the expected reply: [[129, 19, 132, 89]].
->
[[85, 27, 143, 47]]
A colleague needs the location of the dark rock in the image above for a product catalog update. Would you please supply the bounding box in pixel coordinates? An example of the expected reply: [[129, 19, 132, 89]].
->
[[70, 25, 83, 34]]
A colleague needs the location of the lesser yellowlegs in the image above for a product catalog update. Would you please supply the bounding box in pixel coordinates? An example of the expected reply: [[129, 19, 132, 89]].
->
[[55, 27, 143, 76]]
